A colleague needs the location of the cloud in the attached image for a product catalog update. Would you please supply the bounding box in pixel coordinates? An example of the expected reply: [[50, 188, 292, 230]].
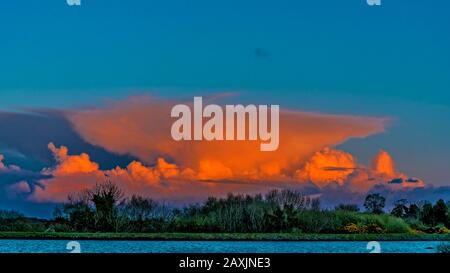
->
[[341, 149, 425, 193], [0, 154, 52, 198], [26, 145, 427, 205], [33, 143, 278, 202], [0, 95, 429, 205], [33, 140, 426, 205], [372, 149, 397, 177], [30, 145, 432, 208], [0, 110, 137, 169], [66, 96, 387, 182], [47, 142, 99, 175], [294, 147, 356, 187]]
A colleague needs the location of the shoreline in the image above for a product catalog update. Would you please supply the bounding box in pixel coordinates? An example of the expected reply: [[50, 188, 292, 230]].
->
[[1, 232, 449, 241]]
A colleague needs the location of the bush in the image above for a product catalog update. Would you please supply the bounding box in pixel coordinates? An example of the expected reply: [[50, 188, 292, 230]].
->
[[378, 214, 410, 233], [0, 218, 47, 232], [296, 211, 333, 233], [47, 223, 73, 232], [361, 223, 385, 234], [436, 225, 450, 234], [405, 218, 428, 232], [343, 223, 360, 234]]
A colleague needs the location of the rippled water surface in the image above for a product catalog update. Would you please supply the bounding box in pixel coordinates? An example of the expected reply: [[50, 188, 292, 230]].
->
[[0, 240, 446, 253]]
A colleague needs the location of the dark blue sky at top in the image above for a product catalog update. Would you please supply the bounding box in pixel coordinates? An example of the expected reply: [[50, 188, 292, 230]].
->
[[0, 0, 449, 104], [0, 0, 449, 190]]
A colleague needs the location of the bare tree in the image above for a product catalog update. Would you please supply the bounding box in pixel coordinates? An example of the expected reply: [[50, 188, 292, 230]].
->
[[88, 180, 124, 232]]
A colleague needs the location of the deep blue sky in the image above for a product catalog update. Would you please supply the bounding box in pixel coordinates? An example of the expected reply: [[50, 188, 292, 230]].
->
[[0, 0, 449, 186]]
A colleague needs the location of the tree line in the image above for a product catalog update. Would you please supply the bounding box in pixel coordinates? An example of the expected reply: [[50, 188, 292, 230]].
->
[[1, 181, 449, 234]]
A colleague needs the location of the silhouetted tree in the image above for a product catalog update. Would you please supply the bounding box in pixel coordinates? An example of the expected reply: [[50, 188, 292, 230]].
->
[[406, 204, 420, 219], [391, 199, 408, 218], [420, 202, 435, 226], [89, 180, 124, 232], [311, 198, 321, 212], [265, 189, 310, 210], [119, 195, 158, 232], [363, 193, 385, 214], [433, 199, 449, 226], [59, 190, 95, 231]]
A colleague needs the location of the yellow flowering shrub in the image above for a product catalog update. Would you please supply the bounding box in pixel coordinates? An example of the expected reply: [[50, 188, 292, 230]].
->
[[343, 223, 360, 234], [437, 227, 450, 234]]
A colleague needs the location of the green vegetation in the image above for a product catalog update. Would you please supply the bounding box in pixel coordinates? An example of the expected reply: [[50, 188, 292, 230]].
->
[[0, 210, 47, 232], [1, 181, 450, 239], [363, 193, 386, 214]]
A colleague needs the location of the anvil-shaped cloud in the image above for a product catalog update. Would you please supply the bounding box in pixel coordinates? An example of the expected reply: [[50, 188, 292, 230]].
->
[[66, 96, 386, 180], [0, 96, 427, 203]]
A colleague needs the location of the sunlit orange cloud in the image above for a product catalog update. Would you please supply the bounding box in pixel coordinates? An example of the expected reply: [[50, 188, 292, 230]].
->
[[32, 143, 275, 202], [29, 95, 429, 202], [47, 143, 99, 175], [372, 149, 397, 177], [66, 96, 387, 181], [31, 146, 424, 202], [343, 150, 425, 193], [294, 147, 356, 188]]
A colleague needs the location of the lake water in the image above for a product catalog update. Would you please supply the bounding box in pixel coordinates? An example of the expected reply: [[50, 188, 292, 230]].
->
[[0, 240, 446, 253]]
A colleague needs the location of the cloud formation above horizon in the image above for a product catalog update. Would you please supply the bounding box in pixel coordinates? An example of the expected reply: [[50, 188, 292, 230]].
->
[[66, 96, 387, 180], [0, 154, 52, 199], [0, 96, 428, 204]]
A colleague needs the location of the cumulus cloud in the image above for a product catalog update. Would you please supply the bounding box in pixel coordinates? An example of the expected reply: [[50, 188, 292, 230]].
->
[[66, 96, 387, 182], [372, 149, 397, 177], [342, 149, 425, 193], [47, 142, 100, 175], [294, 147, 356, 187], [0, 96, 429, 205], [30, 145, 425, 203], [33, 143, 284, 202]]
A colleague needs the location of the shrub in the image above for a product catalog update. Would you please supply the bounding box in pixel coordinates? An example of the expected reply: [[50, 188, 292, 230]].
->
[[48, 223, 73, 232], [379, 215, 410, 233], [436, 225, 450, 234], [361, 223, 385, 234], [409, 229, 425, 235], [343, 223, 360, 234], [296, 211, 331, 233], [406, 218, 428, 232]]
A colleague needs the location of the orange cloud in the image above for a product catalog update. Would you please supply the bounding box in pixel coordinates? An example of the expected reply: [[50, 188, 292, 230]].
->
[[34, 143, 256, 202], [372, 149, 397, 177], [31, 144, 425, 202], [47, 142, 99, 175], [26, 96, 425, 202], [343, 149, 425, 192], [294, 147, 356, 188], [66, 96, 387, 181]]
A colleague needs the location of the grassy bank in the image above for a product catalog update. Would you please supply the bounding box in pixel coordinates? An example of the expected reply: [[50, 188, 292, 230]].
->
[[1, 232, 450, 241]]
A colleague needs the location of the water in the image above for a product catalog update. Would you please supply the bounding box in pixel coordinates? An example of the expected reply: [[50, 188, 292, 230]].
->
[[0, 240, 446, 253]]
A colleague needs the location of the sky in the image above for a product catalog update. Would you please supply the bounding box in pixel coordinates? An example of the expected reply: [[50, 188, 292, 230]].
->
[[0, 0, 449, 217]]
